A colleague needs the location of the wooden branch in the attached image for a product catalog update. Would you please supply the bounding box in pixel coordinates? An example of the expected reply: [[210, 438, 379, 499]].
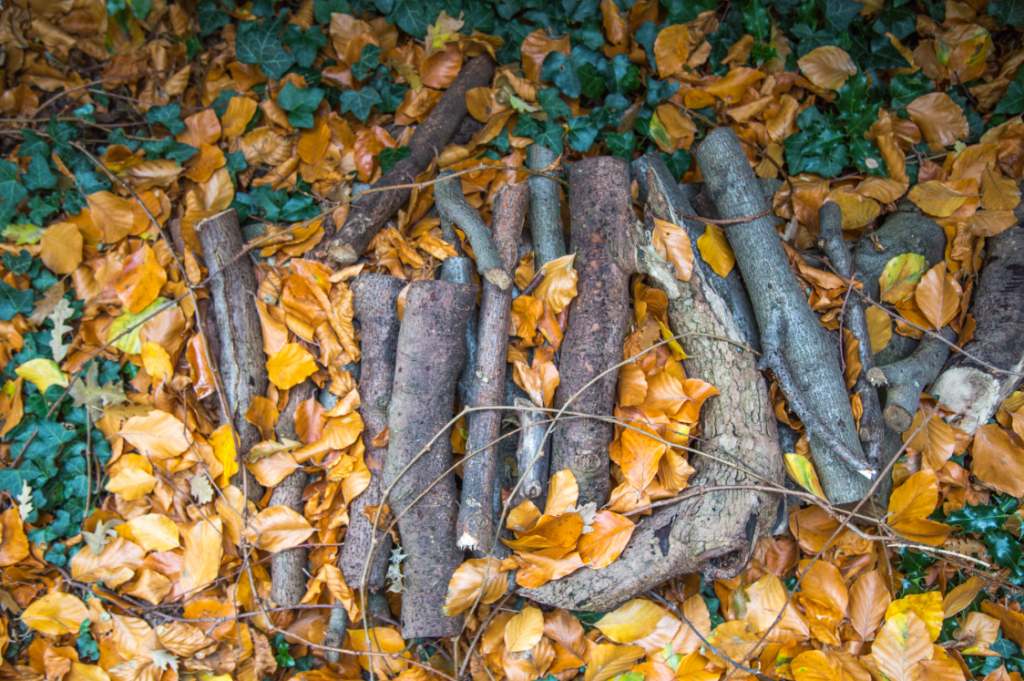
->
[[457, 183, 528, 552], [321, 55, 496, 265], [434, 171, 511, 290], [695, 129, 871, 503], [868, 327, 957, 432], [527, 144, 566, 268], [441, 256, 478, 413], [383, 279, 477, 638], [195, 209, 267, 502], [339, 274, 405, 590]]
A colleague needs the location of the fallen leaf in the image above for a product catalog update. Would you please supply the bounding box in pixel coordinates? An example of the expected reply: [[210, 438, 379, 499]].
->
[[595, 599, 665, 643], [798, 46, 857, 90], [243, 506, 315, 553], [697, 224, 735, 278]]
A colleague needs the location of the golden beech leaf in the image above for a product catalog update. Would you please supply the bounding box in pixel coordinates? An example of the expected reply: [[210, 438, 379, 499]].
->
[[888, 470, 952, 547], [15, 359, 68, 394], [870, 612, 933, 681], [40, 222, 83, 275], [798, 46, 857, 90], [118, 410, 193, 459], [652, 217, 693, 282], [0, 508, 29, 566], [654, 25, 690, 79], [943, 577, 986, 618], [618, 363, 648, 407], [243, 505, 315, 553], [915, 262, 962, 331], [705, 621, 762, 670], [697, 224, 735, 278], [970, 423, 1024, 497], [674, 653, 719, 681], [87, 191, 135, 243], [791, 650, 854, 681], [584, 644, 646, 681], [980, 166, 1021, 211], [903, 410, 956, 471], [126, 514, 180, 552], [907, 181, 973, 218], [849, 570, 891, 641], [832, 193, 880, 231], [958, 612, 1001, 656], [180, 517, 223, 595], [970, 209, 1018, 237], [886, 592, 944, 642], [533, 253, 578, 314], [21, 592, 89, 635], [906, 93, 969, 151], [577, 510, 635, 568], [802, 561, 849, 616], [519, 29, 570, 82], [595, 599, 665, 643], [349, 627, 409, 675], [222, 96, 258, 139], [512, 550, 586, 588], [879, 253, 927, 304], [266, 342, 319, 390], [865, 306, 892, 354], [442, 558, 509, 617], [619, 427, 667, 492], [141, 342, 173, 382], [505, 606, 545, 653], [843, 329, 863, 390], [545, 469, 579, 516], [209, 424, 239, 487]]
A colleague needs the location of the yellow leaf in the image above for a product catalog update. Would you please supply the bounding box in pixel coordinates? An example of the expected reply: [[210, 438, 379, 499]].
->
[[784, 453, 826, 500], [980, 166, 1021, 211], [87, 191, 135, 243], [652, 217, 693, 282], [533, 253, 578, 314], [888, 470, 952, 547], [208, 424, 238, 487], [15, 358, 68, 393], [658, 320, 687, 361], [791, 650, 853, 681], [180, 517, 223, 595], [115, 244, 168, 314], [105, 455, 158, 501], [653, 25, 690, 79], [545, 469, 579, 516], [619, 427, 667, 492], [126, 514, 180, 552], [40, 222, 84, 275], [798, 46, 857, 90], [221, 97, 258, 139], [907, 181, 973, 218], [266, 342, 318, 390], [849, 570, 891, 642], [943, 577, 987, 619], [970, 209, 1018, 237], [505, 606, 544, 653], [907, 93, 969, 151], [243, 505, 315, 553], [886, 592, 944, 642], [118, 410, 193, 459], [832, 193, 880, 231], [584, 644, 646, 681], [697, 224, 735, 278], [443, 558, 509, 617], [349, 628, 409, 675], [871, 612, 933, 681], [914, 262, 962, 331], [577, 510, 635, 569], [958, 612, 1001, 656], [595, 599, 665, 643], [879, 253, 926, 304], [141, 341, 173, 382], [20, 592, 89, 635], [865, 306, 892, 354], [970, 423, 1024, 498]]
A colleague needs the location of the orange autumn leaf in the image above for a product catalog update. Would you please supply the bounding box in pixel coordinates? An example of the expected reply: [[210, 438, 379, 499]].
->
[[870, 612, 933, 681], [114, 244, 167, 314], [654, 25, 690, 79], [520, 30, 570, 82], [697, 223, 735, 278], [443, 558, 509, 617], [798, 46, 857, 90], [577, 510, 635, 568], [266, 342, 319, 390], [584, 644, 646, 681], [971, 423, 1024, 497], [652, 217, 693, 282], [243, 505, 315, 553], [887, 470, 952, 547], [914, 262, 962, 330], [40, 222, 83, 275], [619, 427, 667, 492], [20, 593, 89, 636], [87, 191, 135, 243]]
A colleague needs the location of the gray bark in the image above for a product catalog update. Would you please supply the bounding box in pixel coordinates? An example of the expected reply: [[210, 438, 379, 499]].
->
[[527, 144, 566, 268]]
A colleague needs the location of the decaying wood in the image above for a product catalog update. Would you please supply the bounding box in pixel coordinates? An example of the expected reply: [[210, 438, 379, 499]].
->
[[270, 381, 317, 609], [931, 216, 1024, 434], [384, 279, 477, 638], [321, 54, 496, 265], [339, 274, 405, 590], [457, 183, 529, 552], [817, 202, 885, 466], [441, 256, 478, 413], [526, 158, 783, 610], [195, 208, 266, 502], [552, 157, 634, 508], [695, 129, 871, 504], [435, 171, 512, 289], [527, 144, 566, 268]]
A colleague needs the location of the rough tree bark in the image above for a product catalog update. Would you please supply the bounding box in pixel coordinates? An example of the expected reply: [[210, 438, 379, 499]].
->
[[695, 129, 871, 504], [270, 381, 317, 608], [633, 153, 762, 353], [931, 217, 1024, 434], [457, 184, 529, 552], [552, 157, 634, 508], [440, 257, 478, 417], [868, 327, 957, 432], [320, 54, 496, 265], [509, 397, 550, 511], [527, 144, 566, 267], [195, 209, 266, 502], [339, 274, 405, 590], [526, 158, 783, 610], [435, 171, 512, 289], [384, 279, 477, 638], [817, 202, 885, 466]]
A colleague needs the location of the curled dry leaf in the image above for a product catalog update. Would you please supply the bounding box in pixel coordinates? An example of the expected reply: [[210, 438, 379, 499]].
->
[[798, 46, 857, 90], [443, 558, 509, 617], [243, 505, 315, 553]]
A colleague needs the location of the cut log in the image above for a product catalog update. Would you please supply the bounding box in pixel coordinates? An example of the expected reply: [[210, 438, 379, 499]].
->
[[695, 129, 871, 503], [868, 327, 957, 432], [931, 218, 1024, 433], [817, 202, 885, 466], [270, 381, 317, 609], [527, 144, 566, 268], [634, 154, 761, 353], [525, 160, 783, 610], [553, 157, 634, 507], [457, 183, 528, 552], [321, 55, 495, 265], [384, 279, 477, 638], [440, 257, 478, 419], [435, 171, 512, 289], [195, 209, 267, 502], [339, 274, 405, 590]]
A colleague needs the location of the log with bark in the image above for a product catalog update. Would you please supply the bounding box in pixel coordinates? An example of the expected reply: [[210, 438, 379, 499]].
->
[[435, 171, 512, 289], [383, 278, 477, 638], [319, 55, 495, 265], [339, 273, 405, 590], [456, 183, 529, 552], [527, 144, 566, 268], [694, 128, 872, 504], [931, 214, 1024, 433], [195, 209, 267, 502], [526, 156, 783, 610]]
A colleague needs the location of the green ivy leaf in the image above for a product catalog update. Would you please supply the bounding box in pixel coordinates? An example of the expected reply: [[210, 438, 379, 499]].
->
[[538, 88, 573, 120], [277, 82, 325, 129], [196, 0, 230, 37], [23, 156, 56, 192], [604, 131, 635, 159], [604, 54, 640, 93], [817, 0, 862, 35], [142, 137, 198, 164], [534, 121, 564, 156], [742, 0, 771, 41], [785, 107, 850, 176], [946, 496, 1019, 533], [236, 16, 295, 80], [351, 43, 383, 81], [578, 62, 606, 99], [314, 0, 350, 24], [646, 76, 680, 108], [662, 150, 692, 181], [0, 280, 35, 321], [281, 24, 327, 68], [996, 67, 1024, 115], [0, 159, 28, 226], [990, 0, 1024, 27], [388, 0, 432, 39], [983, 529, 1024, 576], [890, 72, 933, 109], [340, 87, 382, 122], [380, 146, 410, 173], [542, 51, 582, 99], [566, 116, 599, 152]]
